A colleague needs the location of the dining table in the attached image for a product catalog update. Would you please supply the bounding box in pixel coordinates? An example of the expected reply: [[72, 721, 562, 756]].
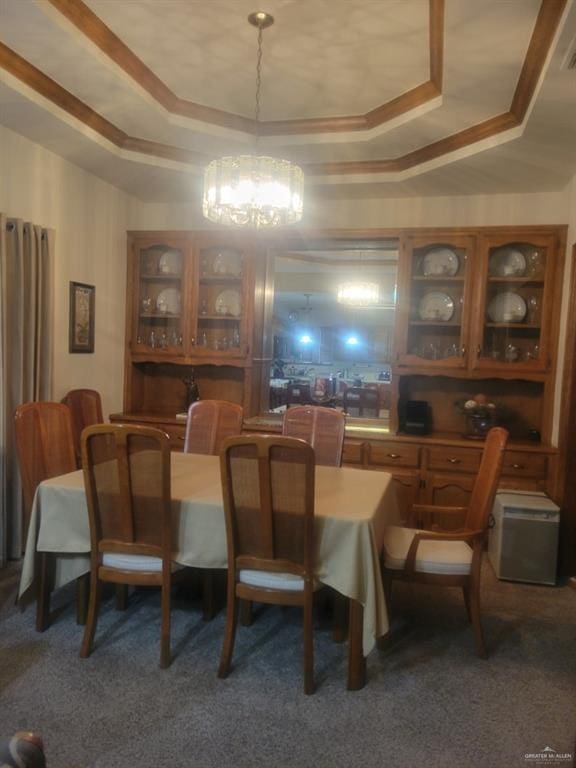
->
[[19, 451, 400, 690]]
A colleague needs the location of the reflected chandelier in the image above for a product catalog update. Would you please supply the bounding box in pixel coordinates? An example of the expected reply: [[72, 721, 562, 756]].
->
[[203, 12, 304, 229], [337, 282, 380, 307]]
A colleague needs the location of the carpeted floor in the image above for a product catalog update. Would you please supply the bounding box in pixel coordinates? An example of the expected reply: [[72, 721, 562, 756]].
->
[[0, 561, 574, 768]]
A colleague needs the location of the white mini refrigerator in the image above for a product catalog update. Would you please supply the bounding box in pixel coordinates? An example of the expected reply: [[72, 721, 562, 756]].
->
[[488, 491, 560, 585]]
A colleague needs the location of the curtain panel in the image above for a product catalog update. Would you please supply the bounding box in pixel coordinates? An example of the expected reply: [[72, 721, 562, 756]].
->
[[0, 214, 53, 566]]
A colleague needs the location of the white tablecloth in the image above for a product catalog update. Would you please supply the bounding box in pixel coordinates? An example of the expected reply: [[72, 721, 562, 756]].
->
[[19, 452, 399, 656]]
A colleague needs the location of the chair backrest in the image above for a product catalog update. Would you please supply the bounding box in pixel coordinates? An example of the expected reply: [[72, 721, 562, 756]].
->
[[466, 427, 509, 532], [184, 400, 243, 455], [61, 389, 104, 464], [81, 424, 172, 561], [220, 435, 315, 579], [343, 387, 380, 417], [14, 402, 77, 520], [286, 382, 312, 406], [282, 405, 345, 467]]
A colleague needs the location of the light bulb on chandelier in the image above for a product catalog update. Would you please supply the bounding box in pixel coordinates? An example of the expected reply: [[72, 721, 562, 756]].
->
[[203, 12, 304, 229]]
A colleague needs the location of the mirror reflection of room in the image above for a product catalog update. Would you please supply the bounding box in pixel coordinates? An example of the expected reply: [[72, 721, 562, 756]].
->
[[270, 245, 398, 421]]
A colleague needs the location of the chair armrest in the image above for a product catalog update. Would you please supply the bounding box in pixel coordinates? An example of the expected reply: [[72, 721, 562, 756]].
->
[[409, 503, 468, 528], [404, 528, 483, 576]]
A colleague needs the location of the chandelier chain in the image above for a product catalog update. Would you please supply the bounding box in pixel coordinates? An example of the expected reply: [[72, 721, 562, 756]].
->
[[254, 25, 264, 142]]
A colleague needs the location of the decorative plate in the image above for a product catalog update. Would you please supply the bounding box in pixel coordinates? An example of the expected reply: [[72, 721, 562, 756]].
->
[[418, 291, 455, 322], [158, 250, 182, 276], [156, 288, 181, 315], [487, 291, 527, 323], [489, 247, 526, 277], [215, 289, 241, 317], [421, 248, 459, 277]]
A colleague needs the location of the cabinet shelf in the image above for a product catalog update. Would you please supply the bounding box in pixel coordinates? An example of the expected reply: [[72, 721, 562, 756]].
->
[[139, 313, 181, 320], [411, 276, 465, 282], [485, 322, 540, 329], [199, 276, 243, 284], [198, 314, 242, 322], [410, 321, 461, 327], [487, 277, 544, 285], [140, 274, 181, 282]]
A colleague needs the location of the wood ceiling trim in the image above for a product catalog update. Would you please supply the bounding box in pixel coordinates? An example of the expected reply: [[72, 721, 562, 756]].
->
[[47, 0, 443, 136], [0, 0, 566, 178]]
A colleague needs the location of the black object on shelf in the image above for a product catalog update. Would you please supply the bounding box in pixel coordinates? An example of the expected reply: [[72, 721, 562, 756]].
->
[[399, 399, 431, 435]]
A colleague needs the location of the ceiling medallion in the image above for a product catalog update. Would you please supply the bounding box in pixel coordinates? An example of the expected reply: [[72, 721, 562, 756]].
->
[[337, 282, 380, 307], [203, 12, 304, 229]]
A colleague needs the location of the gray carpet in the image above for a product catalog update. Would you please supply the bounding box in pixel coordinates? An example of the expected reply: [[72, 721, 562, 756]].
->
[[0, 561, 574, 768]]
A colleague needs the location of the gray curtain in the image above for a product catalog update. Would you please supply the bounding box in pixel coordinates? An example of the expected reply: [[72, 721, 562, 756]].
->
[[0, 214, 53, 566]]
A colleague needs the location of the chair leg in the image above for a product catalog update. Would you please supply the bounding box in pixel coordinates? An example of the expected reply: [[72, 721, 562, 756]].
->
[[80, 573, 101, 658], [76, 573, 90, 625], [36, 552, 51, 633], [218, 586, 238, 678], [160, 579, 171, 669], [332, 591, 347, 643], [303, 595, 315, 695], [115, 584, 128, 611], [382, 570, 393, 620], [240, 599, 253, 627], [462, 585, 472, 622], [468, 583, 487, 659], [202, 570, 217, 621]]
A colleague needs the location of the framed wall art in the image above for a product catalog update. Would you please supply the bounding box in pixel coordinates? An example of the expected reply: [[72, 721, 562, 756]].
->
[[69, 281, 95, 353]]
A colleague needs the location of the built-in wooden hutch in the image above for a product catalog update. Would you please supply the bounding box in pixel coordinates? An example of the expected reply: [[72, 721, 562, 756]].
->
[[111, 225, 567, 528]]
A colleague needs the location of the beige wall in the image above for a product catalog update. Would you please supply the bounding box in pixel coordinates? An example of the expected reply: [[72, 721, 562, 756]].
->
[[0, 125, 130, 417]]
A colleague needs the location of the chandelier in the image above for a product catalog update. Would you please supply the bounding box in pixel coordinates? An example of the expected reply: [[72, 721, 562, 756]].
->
[[337, 282, 380, 307], [203, 12, 304, 229]]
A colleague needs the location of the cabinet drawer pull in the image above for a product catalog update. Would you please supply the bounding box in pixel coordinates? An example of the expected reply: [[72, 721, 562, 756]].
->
[[511, 463, 525, 470], [178, 436, 185, 441], [447, 457, 461, 464], [387, 453, 401, 459]]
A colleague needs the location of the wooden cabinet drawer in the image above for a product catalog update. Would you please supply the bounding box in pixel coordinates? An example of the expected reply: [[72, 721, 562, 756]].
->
[[368, 441, 419, 468], [160, 423, 186, 451], [426, 446, 481, 473], [502, 451, 547, 479], [342, 440, 365, 466]]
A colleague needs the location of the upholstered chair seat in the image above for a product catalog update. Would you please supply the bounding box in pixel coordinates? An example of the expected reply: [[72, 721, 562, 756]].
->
[[382, 525, 473, 576]]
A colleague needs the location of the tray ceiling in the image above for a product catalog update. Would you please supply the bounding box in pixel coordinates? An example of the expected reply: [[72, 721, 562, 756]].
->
[[0, 0, 575, 202]]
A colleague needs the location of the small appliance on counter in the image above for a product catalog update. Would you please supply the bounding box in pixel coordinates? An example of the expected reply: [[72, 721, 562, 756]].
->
[[488, 491, 560, 585], [398, 399, 431, 435]]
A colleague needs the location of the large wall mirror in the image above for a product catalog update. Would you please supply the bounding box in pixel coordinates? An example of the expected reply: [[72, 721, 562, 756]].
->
[[266, 239, 399, 421]]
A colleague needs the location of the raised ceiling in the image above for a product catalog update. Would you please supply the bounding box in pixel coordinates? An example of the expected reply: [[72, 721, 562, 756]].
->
[[0, 0, 575, 202]]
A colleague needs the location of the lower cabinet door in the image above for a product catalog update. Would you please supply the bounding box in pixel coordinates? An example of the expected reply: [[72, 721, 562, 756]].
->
[[390, 470, 421, 524], [422, 471, 475, 529]]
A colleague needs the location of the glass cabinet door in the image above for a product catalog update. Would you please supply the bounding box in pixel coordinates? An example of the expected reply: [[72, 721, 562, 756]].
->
[[132, 240, 187, 354], [194, 244, 247, 357], [471, 236, 555, 372], [396, 236, 474, 369]]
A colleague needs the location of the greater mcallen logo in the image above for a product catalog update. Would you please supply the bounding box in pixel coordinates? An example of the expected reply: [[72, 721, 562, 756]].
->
[[524, 746, 573, 763]]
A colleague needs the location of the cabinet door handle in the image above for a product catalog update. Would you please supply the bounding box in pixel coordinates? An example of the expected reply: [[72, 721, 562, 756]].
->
[[460, 345, 466, 356], [511, 463, 525, 470], [178, 436, 185, 441], [447, 457, 461, 464], [476, 346, 482, 355], [387, 453, 401, 459]]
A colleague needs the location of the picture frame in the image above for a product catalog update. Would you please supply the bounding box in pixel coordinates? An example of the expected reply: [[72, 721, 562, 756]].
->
[[69, 281, 95, 353]]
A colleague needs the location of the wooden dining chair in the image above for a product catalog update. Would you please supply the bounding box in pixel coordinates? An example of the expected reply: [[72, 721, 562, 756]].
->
[[218, 435, 319, 694], [183, 400, 243, 455], [80, 424, 187, 668], [343, 387, 380, 417], [381, 427, 509, 657], [61, 389, 104, 467], [14, 401, 81, 631], [282, 405, 345, 467]]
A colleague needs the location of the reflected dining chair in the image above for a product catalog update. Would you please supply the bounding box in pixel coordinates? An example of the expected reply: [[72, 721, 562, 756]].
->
[[343, 387, 380, 417], [80, 424, 188, 668], [184, 400, 243, 455], [285, 382, 313, 407], [282, 405, 345, 467], [61, 389, 104, 467], [381, 427, 509, 657], [218, 435, 319, 694], [14, 401, 81, 631]]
